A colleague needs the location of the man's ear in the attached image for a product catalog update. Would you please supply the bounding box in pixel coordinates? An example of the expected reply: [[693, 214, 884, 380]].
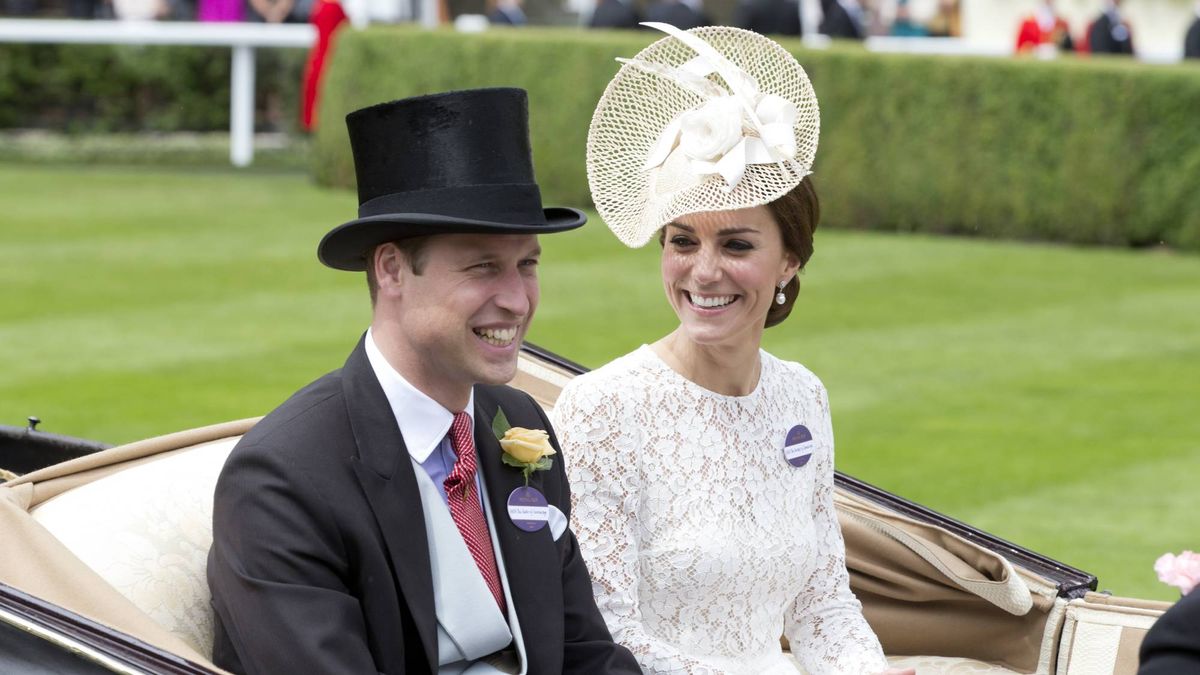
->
[[373, 243, 407, 300]]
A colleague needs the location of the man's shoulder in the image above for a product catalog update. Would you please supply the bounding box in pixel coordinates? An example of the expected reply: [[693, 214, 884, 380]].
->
[[233, 368, 351, 463], [211, 368, 361, 539]]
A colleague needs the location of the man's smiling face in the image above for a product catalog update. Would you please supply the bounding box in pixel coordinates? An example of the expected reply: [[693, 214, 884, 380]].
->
[[374, 233, 540, 409]]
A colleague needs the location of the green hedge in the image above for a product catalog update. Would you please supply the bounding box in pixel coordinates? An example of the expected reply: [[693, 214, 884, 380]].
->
[[0, 44, 306, 133], [315, 27, 1200, 250]]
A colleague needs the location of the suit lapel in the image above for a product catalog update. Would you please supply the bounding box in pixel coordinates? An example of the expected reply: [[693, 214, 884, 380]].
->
[[343, 338, 439, 674], [474, 393, 564, 671]]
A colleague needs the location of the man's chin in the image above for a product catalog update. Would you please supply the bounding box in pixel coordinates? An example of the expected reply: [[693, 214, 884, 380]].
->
[[473, 358, 520, 387]]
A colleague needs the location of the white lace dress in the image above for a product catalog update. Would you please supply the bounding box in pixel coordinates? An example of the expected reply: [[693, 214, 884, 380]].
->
[[553, 345, 888, 675]]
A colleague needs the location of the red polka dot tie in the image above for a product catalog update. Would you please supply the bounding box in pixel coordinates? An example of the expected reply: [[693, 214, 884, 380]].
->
[[445, 412, 507, 613]]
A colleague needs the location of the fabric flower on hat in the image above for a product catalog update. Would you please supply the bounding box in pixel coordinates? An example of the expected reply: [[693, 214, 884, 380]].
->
[[678, 96, 744, 163], [631, 22, 804, 192], [1154, 550, 1200, 595]]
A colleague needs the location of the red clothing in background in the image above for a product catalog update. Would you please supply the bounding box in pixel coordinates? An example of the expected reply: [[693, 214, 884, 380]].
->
[[1015, 14, 1072, 52], [301, 0, 348, 132]]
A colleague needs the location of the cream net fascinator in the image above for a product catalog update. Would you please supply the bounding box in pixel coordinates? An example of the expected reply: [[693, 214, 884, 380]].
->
[[587, 23, 819, 248]]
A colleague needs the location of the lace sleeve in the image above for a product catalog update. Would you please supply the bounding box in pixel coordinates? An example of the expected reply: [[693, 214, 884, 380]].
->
[[784, 380, 888, 675], [554, 376, 734, 675]]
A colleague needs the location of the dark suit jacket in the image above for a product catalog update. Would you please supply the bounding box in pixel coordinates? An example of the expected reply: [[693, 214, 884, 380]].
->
[[644, 1, 710, 30], [1139, 590, 1200, 674], [207, 338, 640, 675], [818, 0, 863, 40], [589, 0, 639, 29], [733, 0, 800, 36], [1087, 12, 1134, 55], [489, 6, 526, 24], [1185, 17, 1200, 60]]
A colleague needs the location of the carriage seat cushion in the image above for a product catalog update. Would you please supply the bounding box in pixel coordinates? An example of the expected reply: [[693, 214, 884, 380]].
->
[[29, 437, 239, 659]]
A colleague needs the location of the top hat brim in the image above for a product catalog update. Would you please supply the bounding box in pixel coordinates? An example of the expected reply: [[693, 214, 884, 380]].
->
[[318, 207, 586, 271]]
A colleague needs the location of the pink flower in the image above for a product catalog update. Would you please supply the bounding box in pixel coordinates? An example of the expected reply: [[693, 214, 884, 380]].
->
[[1154, 551, 1200, 595]]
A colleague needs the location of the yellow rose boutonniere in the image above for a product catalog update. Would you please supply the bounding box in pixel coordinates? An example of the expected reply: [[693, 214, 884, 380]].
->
[[493, 408, 555, 486]]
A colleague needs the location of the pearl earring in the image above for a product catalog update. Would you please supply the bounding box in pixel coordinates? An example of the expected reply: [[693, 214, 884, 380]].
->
[[775, 280, 787, 305]]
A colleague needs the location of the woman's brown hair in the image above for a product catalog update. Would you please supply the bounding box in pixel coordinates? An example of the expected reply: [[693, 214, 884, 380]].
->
[[764, 175, 820, 328]]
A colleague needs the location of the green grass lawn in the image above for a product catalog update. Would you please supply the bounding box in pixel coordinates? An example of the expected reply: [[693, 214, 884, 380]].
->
[[2, 163, 1198, 601]]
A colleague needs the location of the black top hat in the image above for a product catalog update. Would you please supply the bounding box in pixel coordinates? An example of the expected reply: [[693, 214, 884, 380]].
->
[[317, 88, 586, 271]]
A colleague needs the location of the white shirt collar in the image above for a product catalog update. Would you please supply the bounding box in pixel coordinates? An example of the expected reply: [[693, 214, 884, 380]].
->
[[365, 328, 475, 464]]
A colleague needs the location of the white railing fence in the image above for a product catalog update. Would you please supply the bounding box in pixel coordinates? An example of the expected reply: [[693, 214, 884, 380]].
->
[[0, 19, 316, 167]]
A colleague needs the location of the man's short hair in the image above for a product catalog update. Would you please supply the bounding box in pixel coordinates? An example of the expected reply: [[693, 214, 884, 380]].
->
[[366, 236, 433, 306]]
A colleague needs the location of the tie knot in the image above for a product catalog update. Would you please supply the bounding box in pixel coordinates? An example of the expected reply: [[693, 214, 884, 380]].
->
[[446, 412, 476, 488], [451, 411, 471, 439]]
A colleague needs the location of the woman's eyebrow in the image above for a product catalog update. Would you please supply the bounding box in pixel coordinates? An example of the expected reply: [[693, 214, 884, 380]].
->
[[666, 223, 759, 236]]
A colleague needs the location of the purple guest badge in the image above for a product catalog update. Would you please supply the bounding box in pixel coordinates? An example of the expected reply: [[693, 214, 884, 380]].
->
[[507, 486, 549, 532], [783, 424, 815, 468]]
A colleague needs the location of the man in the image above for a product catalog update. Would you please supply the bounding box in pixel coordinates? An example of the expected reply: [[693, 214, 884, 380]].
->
[[818, 0, 865, 40], [889, 0, 926, 38], [732, 0, 800, 37], [207, 88, 641, 675], [644, 0, 710, 30], [589, 0, 639, 30], [1139, 590, 1200, 673], [1185, 1, 1200, 60], [1085, 0, 1133, 55], [488, 0, 526, 25]]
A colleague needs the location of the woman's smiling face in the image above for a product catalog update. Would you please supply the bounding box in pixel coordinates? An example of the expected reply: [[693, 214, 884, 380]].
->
[[660, 205, 799, 348]]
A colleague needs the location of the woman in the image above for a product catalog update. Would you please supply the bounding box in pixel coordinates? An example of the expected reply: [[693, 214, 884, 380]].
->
[[553, 24, 912, 675], [1014, 0, 1073, 54]]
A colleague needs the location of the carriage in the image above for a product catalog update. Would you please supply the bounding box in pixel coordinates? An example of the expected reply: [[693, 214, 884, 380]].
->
[[0, 344, 1168, 674]]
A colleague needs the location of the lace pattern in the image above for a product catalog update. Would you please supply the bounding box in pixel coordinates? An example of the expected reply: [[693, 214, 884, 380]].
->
[[554, 346, 887, 675]]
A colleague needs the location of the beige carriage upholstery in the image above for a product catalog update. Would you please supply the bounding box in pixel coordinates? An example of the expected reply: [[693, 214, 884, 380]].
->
[[0, 420, 252, 673], [0, 353, 1170, 674], [28, 436, 238, 659]]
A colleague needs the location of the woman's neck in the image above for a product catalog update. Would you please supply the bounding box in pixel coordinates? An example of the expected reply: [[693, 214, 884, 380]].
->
[[652, 329, 763, 396]]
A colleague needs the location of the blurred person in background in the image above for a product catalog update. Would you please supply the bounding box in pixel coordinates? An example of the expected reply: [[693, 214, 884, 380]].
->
[[198, 0, 243, 23], [1084, 0, 1133, 55], [2, 0, 36, 16], [926, 0, 959, 37], [1185, 1, 1200, 59], [818, 0, 864, 39], [889, 0, 926, 37], [301, 0, 347, 132], [112, 0, 167, 19], [1015, 0, 1073, 53], [341, 0, 412, 29], [248, 0, 311, 23], [67, 0, 100, 18], [732, 0, 800, 36], [489, 0, 526, 25], [645, 0, 710, 30], [589, 0, 640, 29]]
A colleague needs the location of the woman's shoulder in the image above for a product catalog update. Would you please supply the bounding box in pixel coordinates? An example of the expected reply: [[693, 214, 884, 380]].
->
[[763, 350, 825, 390], [762, 350, 833, 413]]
